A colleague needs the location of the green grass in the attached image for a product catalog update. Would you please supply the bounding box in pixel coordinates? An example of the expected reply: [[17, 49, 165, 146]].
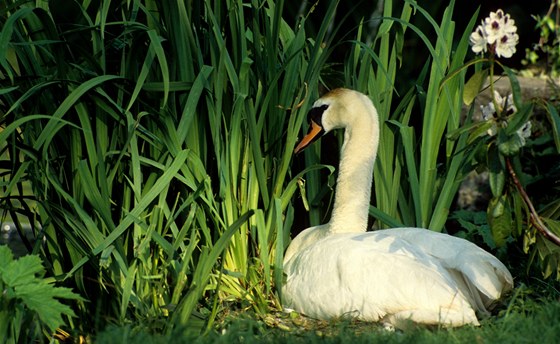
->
[[94, 293, 560, 344], [94, 267, 560, 343]]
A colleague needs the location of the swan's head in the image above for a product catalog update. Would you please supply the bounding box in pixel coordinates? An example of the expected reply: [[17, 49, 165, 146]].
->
[[295, 88, 378, 154]]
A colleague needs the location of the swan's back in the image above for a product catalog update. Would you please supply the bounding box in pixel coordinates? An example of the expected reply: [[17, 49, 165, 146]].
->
[[282, 228, 513, 327]]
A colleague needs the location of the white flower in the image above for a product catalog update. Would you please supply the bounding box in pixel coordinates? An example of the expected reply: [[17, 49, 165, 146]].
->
[[496, 92, 516, 115], [481, 100, 495, 118], [480, 92, 531, 145], [480, 100, 497, 136], [516, 121, 532, 146], [484, 10, 512, 44], [482, 91, 516, 118], [470, 9, 519, 58], [495, 31, 519, 58], [470, 27, 487, 54], [480, 92, 517, 136]]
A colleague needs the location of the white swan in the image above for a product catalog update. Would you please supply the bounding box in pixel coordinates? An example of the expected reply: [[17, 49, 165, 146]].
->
[[283, 88, 513, 327]]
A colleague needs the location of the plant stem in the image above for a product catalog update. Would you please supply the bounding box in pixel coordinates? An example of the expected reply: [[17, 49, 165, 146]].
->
[[506, 158, 560, 246], [488, 57, 502, 118]]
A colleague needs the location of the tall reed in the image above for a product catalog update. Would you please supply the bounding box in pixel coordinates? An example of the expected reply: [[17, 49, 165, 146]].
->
[[303, 0, 479, 231], [0, 0, 339, 335]]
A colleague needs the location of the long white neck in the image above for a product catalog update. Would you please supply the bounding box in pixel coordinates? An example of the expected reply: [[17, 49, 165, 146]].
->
[[328, 101, 379, 233]]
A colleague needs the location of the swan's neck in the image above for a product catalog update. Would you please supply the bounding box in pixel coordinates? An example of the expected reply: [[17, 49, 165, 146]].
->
[[328, 109, 378, 233]]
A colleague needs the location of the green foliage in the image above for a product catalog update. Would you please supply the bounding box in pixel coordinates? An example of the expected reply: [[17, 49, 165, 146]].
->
[[449, 210, 497, 249], [0, 245, 83, 343], [454, 49, 560, 279], [0, 0, 331, 336], [327, 0, 479, 231], [522, 0, 560, 77]]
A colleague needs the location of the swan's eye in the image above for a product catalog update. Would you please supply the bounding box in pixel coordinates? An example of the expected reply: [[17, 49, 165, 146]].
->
[[308, 104, 328, 125]]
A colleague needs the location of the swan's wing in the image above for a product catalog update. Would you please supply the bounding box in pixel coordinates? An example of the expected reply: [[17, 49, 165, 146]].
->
[[381, 228, 514, 308]]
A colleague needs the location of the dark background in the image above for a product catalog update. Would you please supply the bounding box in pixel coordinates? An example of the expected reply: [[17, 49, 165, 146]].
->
[[291, 1, 549, 90]]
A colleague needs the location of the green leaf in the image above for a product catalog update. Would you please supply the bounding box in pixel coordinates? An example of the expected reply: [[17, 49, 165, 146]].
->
[[546, 102, 560, 153], [487, 144, 505, 197], [487, 195, 512, 247], [0, 246, 84, 334], [468, 121, 495, 144], [447, 119, 488, 142], [542, 218, 560, 237], [0, 7, 34, 81], [33, 75, 122, 152], [173, 210, 254, 325], [281, 164, 335, 212], [120, 262, 137, 322], [452, 212, 495, 249], [15, 283, 80, 332], [505, 102, 533, 136], [535, 234, 560, 279], [512, 191, 526, 238], [463, 69, 488, 106], [504, 66, 523, 110], [1, 254, 44, 287], [0, 245, 14, 266], [65, 149, 191, 277], [498, 133, 525, 156], [369, 205, 405, 228]]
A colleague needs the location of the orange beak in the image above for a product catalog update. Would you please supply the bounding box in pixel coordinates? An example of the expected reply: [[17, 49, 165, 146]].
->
[[294, 120, 324, 154]]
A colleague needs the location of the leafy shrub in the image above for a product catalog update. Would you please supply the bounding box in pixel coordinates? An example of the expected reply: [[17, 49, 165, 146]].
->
[[0, 245, 83, 343]]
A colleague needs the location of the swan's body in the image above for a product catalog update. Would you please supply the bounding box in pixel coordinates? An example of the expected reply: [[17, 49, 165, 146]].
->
[[283, 88, 513, 327]]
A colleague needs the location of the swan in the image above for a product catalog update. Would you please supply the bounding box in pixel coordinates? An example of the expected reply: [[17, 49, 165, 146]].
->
[[283, 88, 513, 327]]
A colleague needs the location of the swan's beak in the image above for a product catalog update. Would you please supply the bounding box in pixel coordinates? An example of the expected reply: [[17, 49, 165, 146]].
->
[[294, 120, 323, 154]]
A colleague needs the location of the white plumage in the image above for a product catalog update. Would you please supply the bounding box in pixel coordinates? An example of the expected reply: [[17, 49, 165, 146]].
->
[[283, 88, 513, 327]]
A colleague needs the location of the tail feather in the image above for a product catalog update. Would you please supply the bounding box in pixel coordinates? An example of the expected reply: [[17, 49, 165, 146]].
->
[[455, 251, 513, 306]]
